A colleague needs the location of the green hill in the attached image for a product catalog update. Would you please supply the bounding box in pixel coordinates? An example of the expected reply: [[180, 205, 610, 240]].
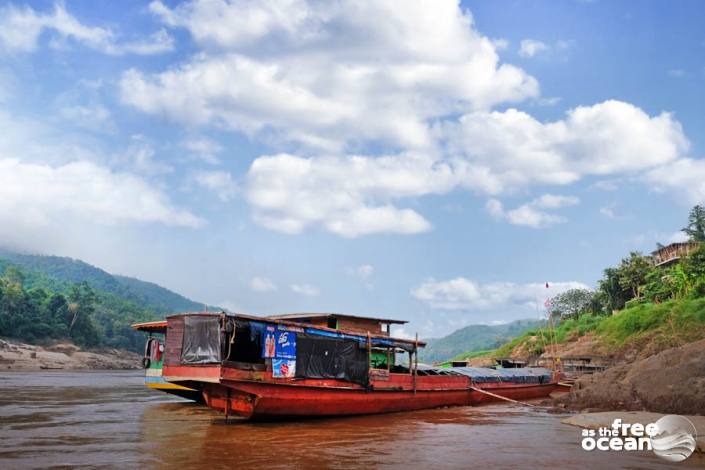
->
[[0, 249, 213, 352], [419, 319, 543, 363], [0, 249, 205, 314]]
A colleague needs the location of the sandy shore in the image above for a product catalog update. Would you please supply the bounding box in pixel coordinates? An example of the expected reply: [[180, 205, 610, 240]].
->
[[0, 338, 140, 371], [563, 411, 705, 453]]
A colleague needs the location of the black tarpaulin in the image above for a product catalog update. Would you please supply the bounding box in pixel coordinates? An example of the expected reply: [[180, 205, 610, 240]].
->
[[296, 334, 368, 385], [181, 315, 221, 364]]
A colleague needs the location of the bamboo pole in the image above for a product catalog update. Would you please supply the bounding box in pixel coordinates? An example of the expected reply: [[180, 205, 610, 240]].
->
[[413, 332, 418, 395], [469, 386, 535, 407], [367, 331, 371, 371]]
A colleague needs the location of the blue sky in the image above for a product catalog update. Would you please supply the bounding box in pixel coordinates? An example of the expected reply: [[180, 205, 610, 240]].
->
[[1, 0, 704, 339]]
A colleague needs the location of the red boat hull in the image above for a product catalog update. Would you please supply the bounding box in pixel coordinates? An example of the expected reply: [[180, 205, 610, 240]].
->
[[191, 367, 560, 419]]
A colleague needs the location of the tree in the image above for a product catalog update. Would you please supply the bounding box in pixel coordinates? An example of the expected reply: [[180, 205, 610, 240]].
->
[[682, 205, 705, 242], [597, 267, 630, 312], [549, 289, 595, 319], [67, 282, 99, 346], [617, 252, 653, 299]]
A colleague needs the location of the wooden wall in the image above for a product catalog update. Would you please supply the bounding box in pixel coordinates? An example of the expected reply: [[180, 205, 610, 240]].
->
[[164, 316, 184, 366]]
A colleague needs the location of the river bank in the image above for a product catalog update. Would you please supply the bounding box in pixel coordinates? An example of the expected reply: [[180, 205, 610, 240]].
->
[[0, 338, 140, 370], [558, 337, 705, 415]]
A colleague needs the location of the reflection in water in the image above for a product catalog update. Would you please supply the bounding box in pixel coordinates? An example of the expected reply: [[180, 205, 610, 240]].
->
[[0, 371, 703, 469]]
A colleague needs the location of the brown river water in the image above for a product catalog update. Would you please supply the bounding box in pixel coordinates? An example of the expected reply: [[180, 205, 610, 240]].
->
[[0, 371, 703, 469]]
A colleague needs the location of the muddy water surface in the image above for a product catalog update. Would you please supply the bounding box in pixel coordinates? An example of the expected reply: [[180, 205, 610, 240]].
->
[[0, 371, 703, 469]]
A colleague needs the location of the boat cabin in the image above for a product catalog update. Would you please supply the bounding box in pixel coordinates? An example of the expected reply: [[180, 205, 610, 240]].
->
[[163, 312, 423, 387]]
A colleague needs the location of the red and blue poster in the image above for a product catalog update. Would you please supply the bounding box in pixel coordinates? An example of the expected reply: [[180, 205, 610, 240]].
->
[[272, 359, 296, 378], [274, 329, 296, 359], [262, 325, 297, 360]]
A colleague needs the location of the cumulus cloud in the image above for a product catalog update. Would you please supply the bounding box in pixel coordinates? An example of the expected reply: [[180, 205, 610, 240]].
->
[[518, 39, 549, 58], [0, 158, 203, 230], [245, 153, 439, 236], [440, 100, 689, 194], [117, 1, 693, 238], [290, 283, 320, 296], [411, 277, 590, 311], [643, 158, 705, 205], [123, 0, 538, 151], [486, 194, 579, 228], [0, 3, 173, 55], [250, 276, 277, 292], [244, 100, 686, 236]]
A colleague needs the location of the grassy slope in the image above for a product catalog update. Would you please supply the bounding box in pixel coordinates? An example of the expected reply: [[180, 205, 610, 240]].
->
[[488, 297, 705, 359]]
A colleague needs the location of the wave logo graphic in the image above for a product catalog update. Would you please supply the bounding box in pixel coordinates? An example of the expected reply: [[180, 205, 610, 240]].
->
[[650, 415, 698, 462]]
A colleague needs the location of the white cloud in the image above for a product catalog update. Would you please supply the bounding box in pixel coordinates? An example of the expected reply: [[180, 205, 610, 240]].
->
[[290, 283, 320, 296], [193, 170, 236, 201], [245, 153, 438, 236], [0, 158, 203, 230], [104, 29, 174, 56], [244, 99, 686, 236], [0, 3, 173, 55], [411, 277, 590, 311], [441, 100, 689, 194], [118, 1, 692, 238], [518, 39, 549, 58], [644, 158, 705, 205], [123, 0, 539, 151], [250, 276, 277, 292], [486, 194, 579, 228]]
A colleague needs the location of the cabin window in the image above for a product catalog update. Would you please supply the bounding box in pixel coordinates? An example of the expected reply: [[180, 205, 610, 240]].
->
[[181, 316, 221, 364], [327, 317, 338, 329], [370, 348, 394, 370], [225, 321, 265, 365]]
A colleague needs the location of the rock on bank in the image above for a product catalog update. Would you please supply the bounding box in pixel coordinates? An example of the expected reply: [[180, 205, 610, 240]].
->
[[0, 338, 140, 370], [561, 338, 705, 415]]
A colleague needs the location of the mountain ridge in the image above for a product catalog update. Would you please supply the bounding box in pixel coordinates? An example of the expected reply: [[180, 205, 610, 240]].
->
[[419, 319, 544, 363], [0, 248, 207, 314]]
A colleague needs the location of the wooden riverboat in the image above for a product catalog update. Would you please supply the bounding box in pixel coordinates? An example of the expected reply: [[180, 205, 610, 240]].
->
[[159, 312, 561, 419]]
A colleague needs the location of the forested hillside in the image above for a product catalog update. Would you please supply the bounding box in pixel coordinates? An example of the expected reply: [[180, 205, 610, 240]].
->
[[0, 251, 212, 351], [0, 249, 204, 313], [419, 319, 542, 363]]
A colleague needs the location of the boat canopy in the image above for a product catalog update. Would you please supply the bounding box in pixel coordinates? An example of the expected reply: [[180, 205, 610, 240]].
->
[[131, 320, 167, 333], [449, 367, 553, 384]]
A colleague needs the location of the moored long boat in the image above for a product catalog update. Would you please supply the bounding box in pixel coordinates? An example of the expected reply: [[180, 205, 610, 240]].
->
[[132, 320, 204, 402], [159, 312, 562, 419]]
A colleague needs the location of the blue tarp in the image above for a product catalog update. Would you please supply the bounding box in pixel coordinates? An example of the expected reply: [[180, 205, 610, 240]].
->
[[448, 367, 553, 384], [303, 327, 414, 351]]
